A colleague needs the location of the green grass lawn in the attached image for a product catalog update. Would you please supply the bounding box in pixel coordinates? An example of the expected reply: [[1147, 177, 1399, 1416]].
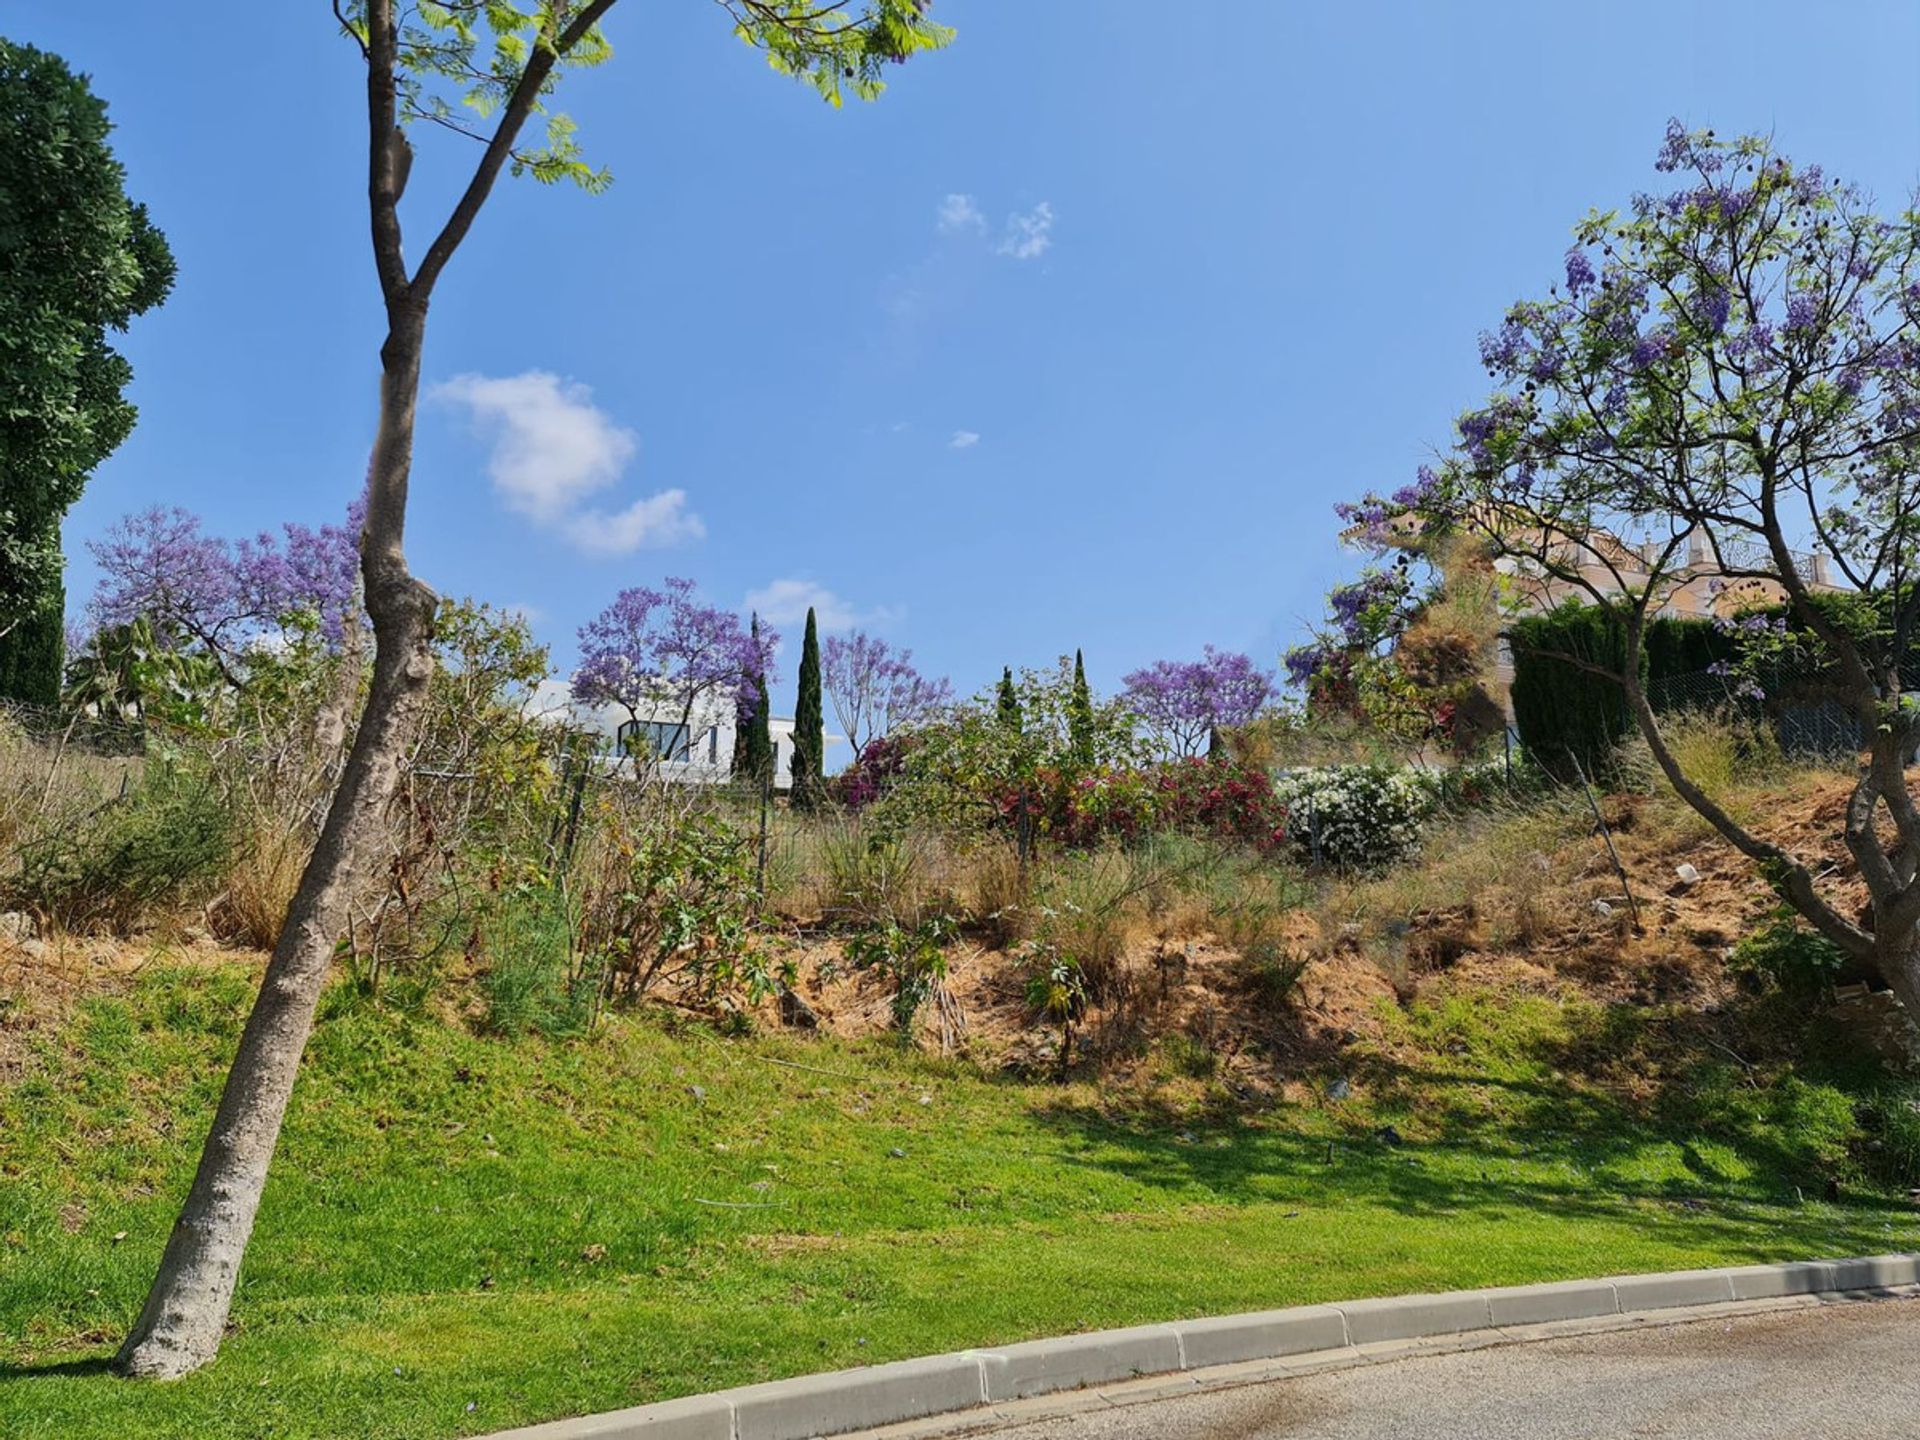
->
[[3, 963, 1914, 1439]]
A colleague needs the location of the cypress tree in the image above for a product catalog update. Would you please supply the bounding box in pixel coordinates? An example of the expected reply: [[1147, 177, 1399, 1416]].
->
[[733, 613, 774, 786], [997, 666, 1021, 732], [1068, 649, 1095, 768], [791, 607, 824, 809]]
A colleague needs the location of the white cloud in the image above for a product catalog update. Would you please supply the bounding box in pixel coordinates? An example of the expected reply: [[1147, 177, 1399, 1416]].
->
[[743, 578, 900, 634], [997, 202, 1054, 260], [561, 490, 704, 557], [433, 370, 703, 555], [937, 192, 985, 233], [948, 430, 980, 450]]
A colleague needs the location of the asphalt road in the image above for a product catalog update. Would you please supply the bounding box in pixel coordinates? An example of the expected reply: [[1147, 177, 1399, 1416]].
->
[[972, 1298, 1920, 1440]]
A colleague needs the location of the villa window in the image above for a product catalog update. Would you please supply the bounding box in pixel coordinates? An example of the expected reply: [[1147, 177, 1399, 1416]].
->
[[627, 721, 691, 761]]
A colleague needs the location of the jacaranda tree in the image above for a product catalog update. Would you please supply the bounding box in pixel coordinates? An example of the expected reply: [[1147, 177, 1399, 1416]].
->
[[0, 41, 174, 706], [116, 0, 952, 1380], [1373, 121, 1920, 1023], [1122, 646, 1274, 758], [86, 501, 365, 684], [822, 629, 951, 762], [572, 577, 775, 768]]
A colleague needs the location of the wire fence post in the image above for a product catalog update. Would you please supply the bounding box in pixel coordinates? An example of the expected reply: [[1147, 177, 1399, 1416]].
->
[[755, 766, 772, 900], [1570, 753, 1638, 929], [557, 758, 588, 876]]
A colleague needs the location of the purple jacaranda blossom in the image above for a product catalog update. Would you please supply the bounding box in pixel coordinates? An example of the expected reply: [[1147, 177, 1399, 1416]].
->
[[1123, 647, 1274, 758], [1785, 294, 1820, 332], [1564, 248, 1596, 297], [1630, 328, 1674, 370], [573, 578, 776, 753], [1655, 118, 1691, 172], [1479, 318, 1529, 371], [1691, 287, 1731, 336], [822, 630, 953, 761], [87, 498, 364, 664], [1283, 645, 1326, 690]]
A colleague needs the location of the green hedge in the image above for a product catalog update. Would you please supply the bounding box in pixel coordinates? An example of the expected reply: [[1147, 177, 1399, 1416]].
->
[[1509, 602, 1640, 783]]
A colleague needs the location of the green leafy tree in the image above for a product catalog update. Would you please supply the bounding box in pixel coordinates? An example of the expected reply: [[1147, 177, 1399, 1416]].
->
[[1068, 648, 1095, 768], [733, 612, 775, 785], [790, 606, 824, 809], [1369, 123, 1920, 1031], [116, 0, 952, 1381], [0, 41, 174, 706], [884, 658, 1148, 832]]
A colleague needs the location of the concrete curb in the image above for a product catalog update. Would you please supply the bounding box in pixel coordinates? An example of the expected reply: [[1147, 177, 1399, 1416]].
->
[[480, 1254, 1918, 1440]]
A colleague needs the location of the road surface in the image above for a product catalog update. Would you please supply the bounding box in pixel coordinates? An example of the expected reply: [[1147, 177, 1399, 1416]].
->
[[962, 1297, 1920, 1440]]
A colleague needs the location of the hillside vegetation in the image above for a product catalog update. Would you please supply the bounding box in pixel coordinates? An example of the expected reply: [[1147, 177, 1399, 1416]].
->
[[6, 722, 1920, 1439]]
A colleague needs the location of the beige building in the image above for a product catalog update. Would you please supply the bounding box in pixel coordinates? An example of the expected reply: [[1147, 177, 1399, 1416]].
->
[[1493, 524, 1844, 624]]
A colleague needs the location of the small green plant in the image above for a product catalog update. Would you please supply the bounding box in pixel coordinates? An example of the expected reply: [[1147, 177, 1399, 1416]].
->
[[1857, 1084, 1920, 1191], [1235, 937, 1308, 1007], [475, 883, 598, 1038], [1730, 910, 1851, 1000], [844, 913, 953, 1037], [1021, 941, 1088, 1077], [1159, 1029, 1218, 1080]]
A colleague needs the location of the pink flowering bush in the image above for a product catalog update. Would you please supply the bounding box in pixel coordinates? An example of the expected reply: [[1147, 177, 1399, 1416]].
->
[[996, 756, 1286, 853]]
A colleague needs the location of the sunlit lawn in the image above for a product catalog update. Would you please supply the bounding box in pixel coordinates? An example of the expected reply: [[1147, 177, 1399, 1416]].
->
[[3, 964, 1913, 1439]]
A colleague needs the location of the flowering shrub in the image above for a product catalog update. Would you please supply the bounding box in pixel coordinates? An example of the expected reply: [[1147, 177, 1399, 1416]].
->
[[1271, 764, 1440, 869], [833, 732, 917, 813], [999, 757, 1286, 852]]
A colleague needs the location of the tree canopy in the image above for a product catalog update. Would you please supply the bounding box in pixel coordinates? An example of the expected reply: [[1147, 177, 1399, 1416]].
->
[[0, 40, 174, 705]]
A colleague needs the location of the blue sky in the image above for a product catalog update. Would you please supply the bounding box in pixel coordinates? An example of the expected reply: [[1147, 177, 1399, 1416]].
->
[[13, 1, 1920, 733]]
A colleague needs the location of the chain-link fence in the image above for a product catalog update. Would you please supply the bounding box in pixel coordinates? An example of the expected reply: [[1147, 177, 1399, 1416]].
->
[[1646, 658, 1861, 763], [0, 699, 147, 757]]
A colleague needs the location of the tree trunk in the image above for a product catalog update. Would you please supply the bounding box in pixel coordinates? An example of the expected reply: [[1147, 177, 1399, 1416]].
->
[[114, 310, 437, 1379], [312, 570, 366, 759]]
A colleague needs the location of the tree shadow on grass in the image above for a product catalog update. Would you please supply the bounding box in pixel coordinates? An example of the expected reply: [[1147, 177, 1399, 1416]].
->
[[0, 1354, 115, 1381], [1016, 1007, 1911, 1267], [1020, 1090, 1902, 1265]]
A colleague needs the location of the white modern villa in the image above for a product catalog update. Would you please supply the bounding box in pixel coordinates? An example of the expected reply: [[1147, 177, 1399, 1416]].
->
[[567, 689, 828, 791]]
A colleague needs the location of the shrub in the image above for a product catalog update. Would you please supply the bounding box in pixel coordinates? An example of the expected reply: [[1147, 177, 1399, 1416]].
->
[[1020, 940, 1088, 1075], [5, 761, 231, 931], [1003, 757, 1287, 854], [1729, 912, 1853, 1000], [1272, 764, 1439, 870], [210, 809, 309, 950], [960, 841, 1029, 946], [1033, 848, 1143, 1002], [832, 733, 913, 812], [818, 819, 944, 929], [845, 913, 953, 1035], [1233, 937, 1308, 1007], [474, 883, 596, 1038], [576, 799, 775, 1010]]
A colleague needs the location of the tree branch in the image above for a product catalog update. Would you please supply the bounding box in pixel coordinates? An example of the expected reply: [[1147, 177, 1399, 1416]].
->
[[407, 0, 621, 301]]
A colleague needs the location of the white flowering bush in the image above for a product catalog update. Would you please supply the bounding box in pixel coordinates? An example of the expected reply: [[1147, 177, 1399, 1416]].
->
[[1273, 764, 1441, 870]]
